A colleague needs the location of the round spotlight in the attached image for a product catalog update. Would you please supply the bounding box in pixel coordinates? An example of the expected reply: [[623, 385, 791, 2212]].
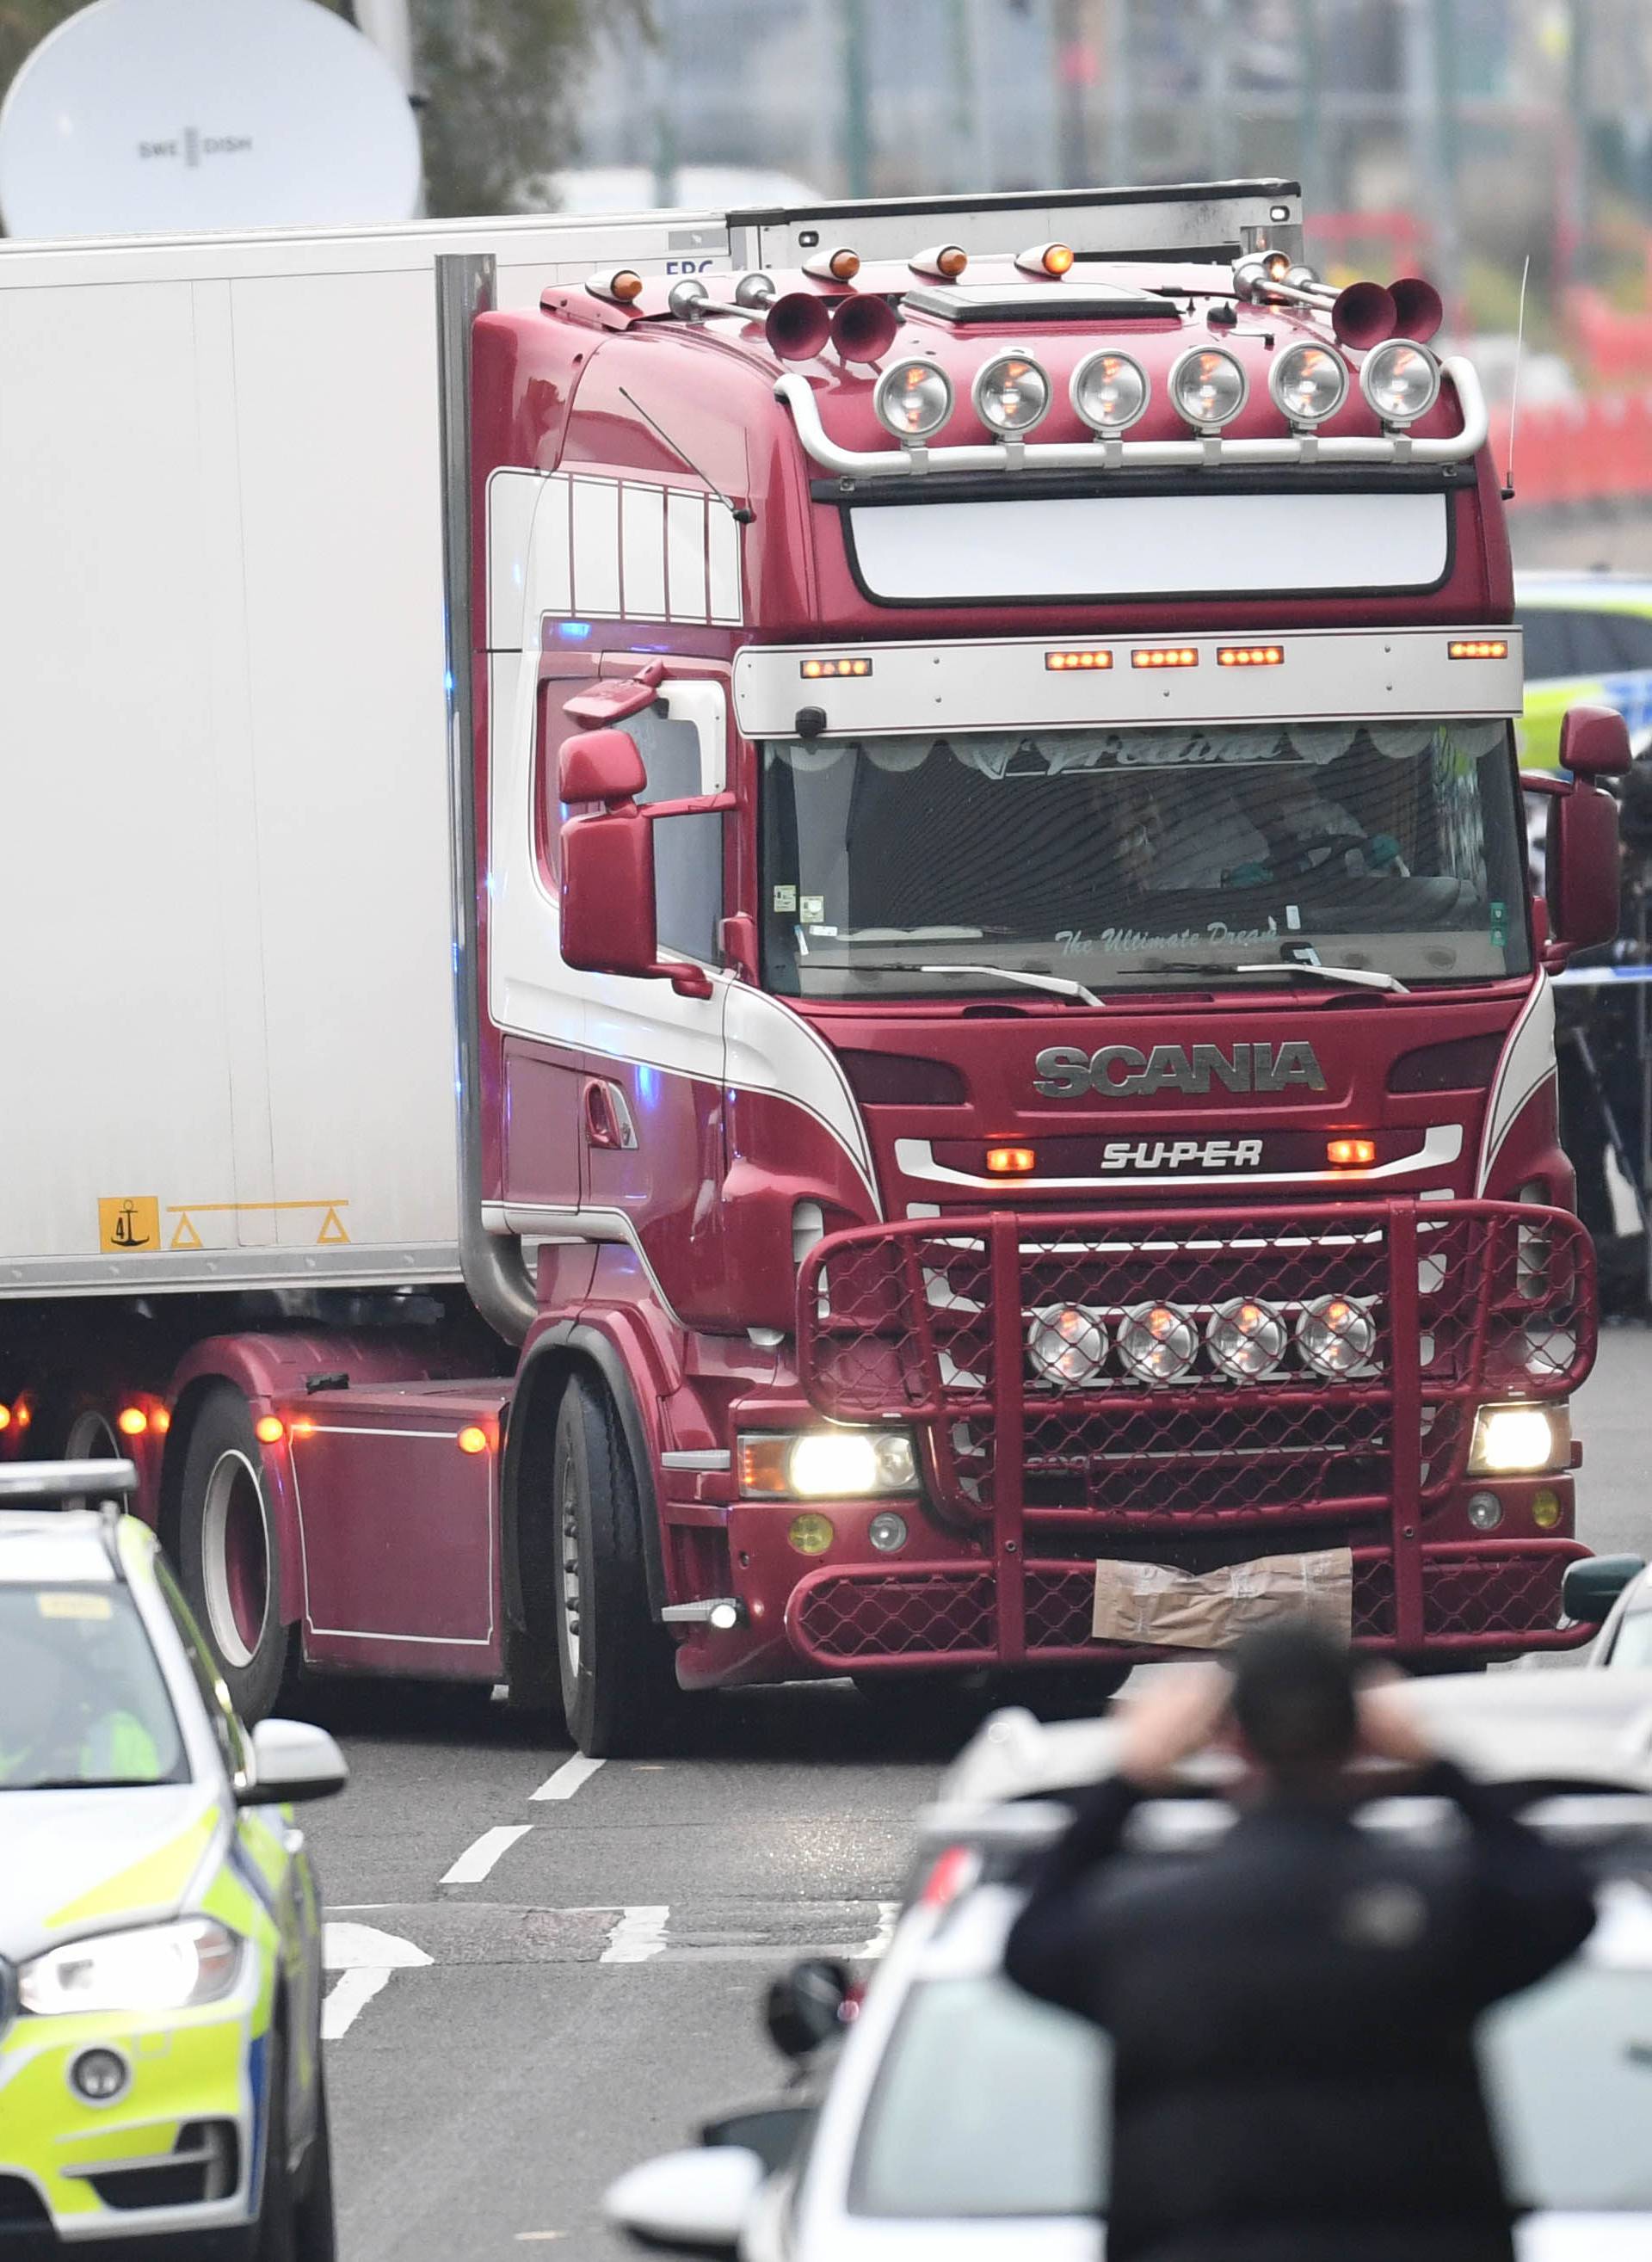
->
[[1168, 345, 1248, 431], [1206, 1297, 1287, 1380], [1070, 348, 1149, 434], [1359, 338, 1441, 426], [873, 358, 954, 441], [1117, 1303, 1199, 1384], [972, 353, 1051, 435], [786, 1513, 835, 1556], [1467, 1491, 1504, 1532], [1269, 341, 1348, 426], [868, 1511, 909, 1554], [71, 2048, 129, 2104], [1296, 1295, 1378, 1378], [1027, 1304, 1108, 1387]]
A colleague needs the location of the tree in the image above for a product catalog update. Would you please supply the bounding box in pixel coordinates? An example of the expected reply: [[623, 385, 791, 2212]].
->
[[0, 0, 647, 221]]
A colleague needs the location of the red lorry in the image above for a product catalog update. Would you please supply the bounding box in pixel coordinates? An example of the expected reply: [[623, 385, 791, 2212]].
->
[[0, 182, 1625, 1752]]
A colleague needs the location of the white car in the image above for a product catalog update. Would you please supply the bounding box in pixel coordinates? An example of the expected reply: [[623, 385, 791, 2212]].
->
[[1563, 1554, 1652, 1668], [608, 1676, 1652, 2261]]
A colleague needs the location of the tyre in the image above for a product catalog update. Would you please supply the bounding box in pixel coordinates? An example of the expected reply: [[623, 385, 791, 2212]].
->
[[551, 1375, 678, 1757], [255, 2029, 296, 2262], [293, 2056, 336, 2262], [177, 1385, 297, 1723]]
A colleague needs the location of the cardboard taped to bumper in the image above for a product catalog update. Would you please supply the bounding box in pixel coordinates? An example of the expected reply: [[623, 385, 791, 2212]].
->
[[1092, 1547, 1353, 1649]]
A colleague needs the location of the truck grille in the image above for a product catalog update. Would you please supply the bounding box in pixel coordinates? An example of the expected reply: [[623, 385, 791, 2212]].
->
[[798, 1200, 1592, 1533]]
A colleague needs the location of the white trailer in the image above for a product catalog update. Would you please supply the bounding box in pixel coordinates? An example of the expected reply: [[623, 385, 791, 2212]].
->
[[0, 205, 725, 1297]]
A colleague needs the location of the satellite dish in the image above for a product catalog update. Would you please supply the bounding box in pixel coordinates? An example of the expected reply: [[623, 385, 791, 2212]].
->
[[0, 0, 422, 240]]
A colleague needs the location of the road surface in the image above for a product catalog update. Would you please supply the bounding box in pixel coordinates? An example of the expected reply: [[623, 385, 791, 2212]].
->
[[300, 1326, 1651, 2260]]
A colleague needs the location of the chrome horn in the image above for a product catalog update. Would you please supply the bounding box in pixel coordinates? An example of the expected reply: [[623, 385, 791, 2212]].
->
[[1232, 256, 1399, 349]]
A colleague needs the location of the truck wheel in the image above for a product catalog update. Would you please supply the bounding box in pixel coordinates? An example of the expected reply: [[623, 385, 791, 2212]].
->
[[552, 1376, 677, 1758], [178, 1385, 297, 1723]]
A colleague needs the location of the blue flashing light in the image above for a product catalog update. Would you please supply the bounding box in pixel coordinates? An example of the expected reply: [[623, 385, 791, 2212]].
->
[[636, 1064, 660, 1108], [558, 620, 593, 641], [444, 669, 456, 693]]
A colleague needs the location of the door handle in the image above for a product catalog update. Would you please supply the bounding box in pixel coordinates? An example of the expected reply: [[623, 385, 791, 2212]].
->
[[583, 1078, 638, 1151]]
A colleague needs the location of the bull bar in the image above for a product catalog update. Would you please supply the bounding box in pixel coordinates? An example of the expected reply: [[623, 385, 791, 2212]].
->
[[789, 1199, 1595, 1672]]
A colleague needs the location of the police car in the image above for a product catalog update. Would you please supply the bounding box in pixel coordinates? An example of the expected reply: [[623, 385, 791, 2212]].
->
[[1517, 570, 1652, 771], [0, 1461, 344, 2257], [607, 1675, 1652, 2261], [1563, 1553, 1652, 1671]]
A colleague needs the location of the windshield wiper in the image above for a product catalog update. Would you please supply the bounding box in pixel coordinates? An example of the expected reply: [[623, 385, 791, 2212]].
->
[[1236, 961, 1409, 994], [917, 964, 1103, 1007]]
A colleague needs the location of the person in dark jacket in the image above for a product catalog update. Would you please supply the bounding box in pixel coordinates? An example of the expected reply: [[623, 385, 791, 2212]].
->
[[1003, 1624, 1598, 2262]]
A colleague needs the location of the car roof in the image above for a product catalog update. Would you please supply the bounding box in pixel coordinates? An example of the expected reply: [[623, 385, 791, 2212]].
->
[[942, 1672, 1652, 1808], [0, 1508, 119, 1585], [1515, 570, 1652, 611]]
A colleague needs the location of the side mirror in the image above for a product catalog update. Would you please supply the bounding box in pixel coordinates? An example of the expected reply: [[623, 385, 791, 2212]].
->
[[1563, 1553, 1646, 1627], [1546, 778, 1622, 952], [237, 1717, 348, 1805], [1558, 703, 1633, 780], [602, 2146, 764, 2257], [764, 1957, 850, 2062], [700, 2104, 814, 2177], [559, 726, 647, 805], [561, 805, 659, 977]]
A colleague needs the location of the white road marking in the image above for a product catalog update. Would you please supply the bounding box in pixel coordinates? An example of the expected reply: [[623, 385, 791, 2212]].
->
[[601, 1904, 669, 1963], [856, 1901, 900, 1960], [321, 1920, 432, 2040], [530, 1754, 606, 1802], [441, 1823, 532, 1885]]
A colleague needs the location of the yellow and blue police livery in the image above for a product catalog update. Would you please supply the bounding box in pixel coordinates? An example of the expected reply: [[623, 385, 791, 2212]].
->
[[1517, 569, 1652, 770], [0, 1468, 344, 2257]]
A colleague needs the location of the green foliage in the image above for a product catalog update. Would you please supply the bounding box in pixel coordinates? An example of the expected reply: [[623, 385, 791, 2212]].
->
[[0, 0, 648, 221]]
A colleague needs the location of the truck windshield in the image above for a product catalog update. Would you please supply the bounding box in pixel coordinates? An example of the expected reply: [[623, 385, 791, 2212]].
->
[[761, 718, 1530, 998]]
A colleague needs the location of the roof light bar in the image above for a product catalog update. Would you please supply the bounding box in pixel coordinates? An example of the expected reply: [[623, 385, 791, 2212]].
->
[[587, 268, 644, 306], [1360, 338, 1442, 427], [1069, 349, 1149, 435], [873, 358, 953, 441], [1045, 649, 1114, 671], [1449, 638, 1509, 660], [1168, 346, 1248, 433], [1014, 241, 1075, 277], [972, 352, 1051, 435]]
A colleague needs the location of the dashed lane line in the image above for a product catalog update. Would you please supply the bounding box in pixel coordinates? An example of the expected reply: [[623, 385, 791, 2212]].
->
[[601, 1904, 670, 1963], [530, 1754, 607, 1802], [441, 1823, 533, 1886]]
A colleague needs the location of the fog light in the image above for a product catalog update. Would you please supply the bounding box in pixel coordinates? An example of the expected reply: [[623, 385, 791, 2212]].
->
[[1470, 1403, 1562, 1475], [1027, 1304, 1107, 1387], [868, 1511, 909, 1553], [788, 1513, 835, 1556], [1531, 1487, 1563, 1530], [1466, 1490, 1503, 1532], [71, 2048, 128, 2104]]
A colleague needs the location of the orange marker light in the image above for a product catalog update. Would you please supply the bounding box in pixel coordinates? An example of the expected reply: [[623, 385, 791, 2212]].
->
[[986, 1145, 1037, 1175], [1042, 243, 1075, 274], [1448, 638, 1509, 660], [1327, 1137, 1378, 1168], [288, 1416, 315, 1439], [1045, 650, 1113, 671], [1217, 645, 1285, 668], [255, 1416, 286, 1445], [800, 656, 872, 679], [151, 1406, 171, 1435], [12, 1401, 30, 1431], [1132, 646, 1199, 669], [829, 248, 860, 280], [117, 1406, 148, 1437], [457, 1424, 490, 1456], [0, 1406, 9, 1433]]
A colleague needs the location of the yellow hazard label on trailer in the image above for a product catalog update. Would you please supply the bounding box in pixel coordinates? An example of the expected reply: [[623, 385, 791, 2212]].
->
[[97, 1197, 160, 1253]]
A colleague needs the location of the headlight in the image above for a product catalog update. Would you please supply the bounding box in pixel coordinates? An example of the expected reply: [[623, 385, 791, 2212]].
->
[[1296, 1294, 1378, 1378], [1359, 338, 1440, 425], [1070, 348, 1149, 433], [1470, 1402, 1569, 1476], [873, 359, 953, 441], [1168, 345, 1247, 430], [1117, 1302, 1199, 1383], [19, 1918, 243, 2016], [737, 1428, 918, 1500], [1206, 1297, 1287, 1379], [1027, 1304, 1108, 1387], [1269, 341, 1348, 425], [972, 353, 1051, 435]]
